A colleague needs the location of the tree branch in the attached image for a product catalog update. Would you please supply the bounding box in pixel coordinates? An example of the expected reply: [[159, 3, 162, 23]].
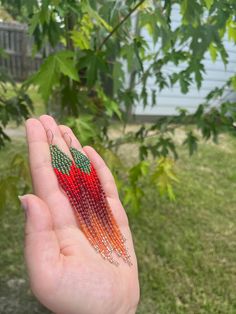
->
[[98, 0, 146, 50]]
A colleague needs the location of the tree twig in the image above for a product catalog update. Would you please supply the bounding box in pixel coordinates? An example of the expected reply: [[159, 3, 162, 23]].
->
[[98, 0, 146, 50]]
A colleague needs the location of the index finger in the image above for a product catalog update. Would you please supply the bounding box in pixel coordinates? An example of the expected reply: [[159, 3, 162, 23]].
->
[[25, 118, 78, 229]]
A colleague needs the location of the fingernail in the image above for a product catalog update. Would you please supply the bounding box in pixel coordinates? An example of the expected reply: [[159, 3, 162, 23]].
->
[[18, 195, 28, 213]]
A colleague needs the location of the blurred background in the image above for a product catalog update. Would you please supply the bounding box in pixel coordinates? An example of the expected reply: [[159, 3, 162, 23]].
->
[[0, 1, 236, 313]]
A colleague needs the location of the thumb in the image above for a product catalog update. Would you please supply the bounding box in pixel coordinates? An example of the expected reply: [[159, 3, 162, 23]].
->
[[19, 194, 60, 291]]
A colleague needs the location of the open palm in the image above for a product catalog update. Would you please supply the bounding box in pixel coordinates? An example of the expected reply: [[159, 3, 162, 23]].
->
[[22, 115, 139, 314]]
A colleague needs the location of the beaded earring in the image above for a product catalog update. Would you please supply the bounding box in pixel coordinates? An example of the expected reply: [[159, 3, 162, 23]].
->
[[48, 132, 132, 266]]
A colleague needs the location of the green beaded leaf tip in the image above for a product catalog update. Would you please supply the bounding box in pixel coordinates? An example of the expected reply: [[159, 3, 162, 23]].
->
[[70, 147, 91, 174], [50, 144, 73, 174]]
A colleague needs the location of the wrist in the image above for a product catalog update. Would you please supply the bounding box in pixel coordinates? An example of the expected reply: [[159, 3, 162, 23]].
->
[[127, 305, 138, 314], [116, 300, 138, 314]]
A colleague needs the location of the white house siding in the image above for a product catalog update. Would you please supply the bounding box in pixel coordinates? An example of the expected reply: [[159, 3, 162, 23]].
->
[[134, 4, 236, 116]]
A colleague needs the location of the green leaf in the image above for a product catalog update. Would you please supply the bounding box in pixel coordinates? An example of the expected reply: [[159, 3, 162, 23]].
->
[[230, 76, 236, 91], [181, 0, 202, 27], [55, 51, 79, 81], [123, 161, 150, 214], [213, 33, 228, 65], [113, 61, 124, 94], [227, 18, 236, 43], [121, 42, 143, 73], [167, 184, 176, 201], [47, 17, 61, 47], [140, 12, 159, 44], [152, 157, 178, 201], [204, 0, 213, 9], [193, 62, 205, 89], [70, 14, 94, 50], [139, 145, 148, 160], [79, 51, 107, 87], [11, 153, 30, 181], [84, 1, 112, 32], [183, 131, 198, 156], [71, 29, 90, 50], [123, 185, 144, 215], [97, 88, 122, 119], [28, 54, 58, 101], [209, 43, 218, 62], [87, 54, 98, 87], [179, 72, 191, 94], [28, 51, 79, 101], [129, 161, 150, 185], [133, 37, 144, 72], [67, 115, 98, 145], [151, 89, 156, 107]]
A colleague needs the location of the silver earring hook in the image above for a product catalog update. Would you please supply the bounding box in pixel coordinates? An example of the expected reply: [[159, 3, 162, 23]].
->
[[46, 129, 54, 145], [63, 132, 72, 147]]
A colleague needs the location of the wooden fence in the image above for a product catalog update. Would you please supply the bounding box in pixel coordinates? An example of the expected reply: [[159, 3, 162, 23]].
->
[[0, 22, 43, 81]]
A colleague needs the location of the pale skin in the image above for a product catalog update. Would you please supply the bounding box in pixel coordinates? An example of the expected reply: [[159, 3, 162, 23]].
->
[[20, 115, 140, 314]]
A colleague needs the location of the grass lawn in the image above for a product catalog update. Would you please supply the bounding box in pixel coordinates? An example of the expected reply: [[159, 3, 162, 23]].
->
[[0, 130, 236, 313]]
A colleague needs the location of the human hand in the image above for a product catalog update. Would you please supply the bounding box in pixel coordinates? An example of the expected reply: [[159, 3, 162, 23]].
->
[[20, 115, 139, 314]]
